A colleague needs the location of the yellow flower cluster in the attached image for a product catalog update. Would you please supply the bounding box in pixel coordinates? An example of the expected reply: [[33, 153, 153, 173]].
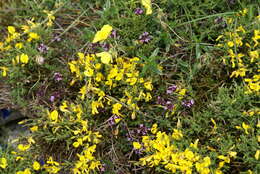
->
[[43, 157, 61, 174], [216, 11, 259, 94], [0, 158, 7, 169], [43, 10, 55, 27], [68, 52, 153, 120], [2, 148, 60, 173], [141, 0, 152, 15], [41, 101, 102, 173], [0, 20, 40, 52], [0, 12, 54, 77], [73, 145, 101, 174], [134, 126, 216, 174]]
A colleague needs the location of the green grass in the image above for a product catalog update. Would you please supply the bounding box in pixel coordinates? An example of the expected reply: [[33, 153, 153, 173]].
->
[[0, 0, 259, 173]]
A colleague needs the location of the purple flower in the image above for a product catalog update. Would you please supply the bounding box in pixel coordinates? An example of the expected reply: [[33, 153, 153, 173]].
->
[[110, 30, 117, 39], [52, 34, 61, 42], [137, 124, 149, 135], [53, 72, 63, 82], [49, 91, 61, 102], [167, 85, 177, 94], [50, 95, 55, 102], [36, 87, 45, 97], [139, 32, 152, 44], [37, 43, 48, 53], [157, 96, 166, 105], [100, 164, 106, 172], [134, 8, 144, 15], [101, 43, 110, 51], [39, 159, 45, 166], [88, 43, 100, 53], [165, 101, 174, 110], [108, 115, 121, 126], [182, 99, 195, 108]]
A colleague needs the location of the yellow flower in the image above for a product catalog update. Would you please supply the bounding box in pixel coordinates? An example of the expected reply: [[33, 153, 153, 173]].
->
[[151, 123, 158, 134], [27, 137, 35, 144], [43, 10, 55, 27], [30, 126, 38, 132], [112, 103, 122, 116], [7, 26, 16, 34], [230, 68, 247, 78], [91, 101, 103, 115], [190, 139, 199, 149], [228, 151, 237, 158], [49, 110, 59, 123], [218, 155, 230, 163], [33, 161, 40, 170], [239, 8, 248, 16], [59, 101, 70, 112], [0, 66, 8, 77], [178, 88, 187, 96], [73, 141, 80, 148], [144, 81, 153, 91], [247, 170, 253, 174], [255, 150, 260, 160], [27, 32, 40, 42], [92, 24, 113, 43], [236, 26, 246, 33], [126, 77, 138, 85], [133, 142, 142, 149], [216, 35, 223, 41], [227, 41, 234, 47], [96, 52, 112, 64], [211, 118, 217, 129], [17, 144, 30, 151], [20, 53, 29, 64], [16, 156, 24, 161], [141, 0, 152, 15], [249, 50, 259, 63], [15, 42, 23, 49], [0, 158, 7, 169], [215, 169, 223, 174], [172, 129, 183, 140], [23, 168, 31, 174], [242, 122, 250, 134], [79, 85, 87, 100], [145, 92, 152, 102]]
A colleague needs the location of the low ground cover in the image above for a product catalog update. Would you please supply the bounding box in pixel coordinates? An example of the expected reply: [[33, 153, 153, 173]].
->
[[0, 0, 259, 173]]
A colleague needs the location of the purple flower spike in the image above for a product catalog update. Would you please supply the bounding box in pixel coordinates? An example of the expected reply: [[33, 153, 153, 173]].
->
[[101, 43, 110, 51], [37, 43, 48, 53], [139, 32, 152, 44], [108, 115, 120, 126], [54, 72, 63, 82], [52, 34, 61, 42], [157, 96, 166, 105], [50, 95, 55, 102], [167, 85, 177, 94], [182, 99, 195, 108], [111, 30, 117, 39], [49, 91, 61, 103], [165, 101, 174, 110], [134, 8, 144, 15]]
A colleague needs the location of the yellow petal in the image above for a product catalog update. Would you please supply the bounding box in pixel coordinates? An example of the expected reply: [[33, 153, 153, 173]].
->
[[96, 52, 112, 64], [33, 161, 40, 171], [255, 150, 260, 160], [92, 24, 113, 43], [133, 142, 142, 149], [7, 26, 16, 34], [20, 53, 29, 64], [141, 0, 152, 15]]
